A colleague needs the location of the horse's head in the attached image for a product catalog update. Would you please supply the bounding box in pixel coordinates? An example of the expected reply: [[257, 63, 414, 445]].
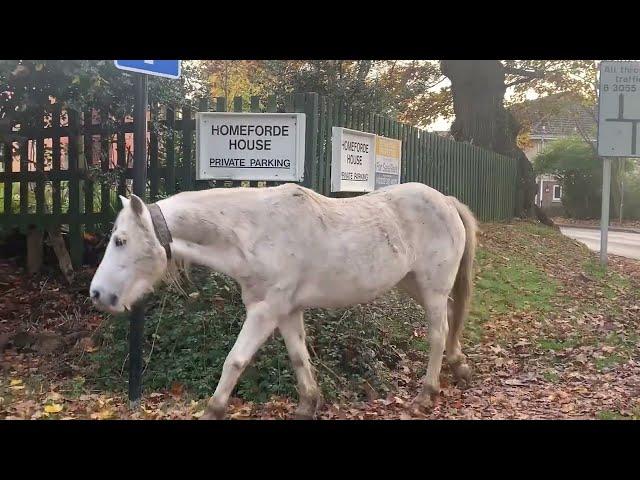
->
[[89, 194, 168, 313]]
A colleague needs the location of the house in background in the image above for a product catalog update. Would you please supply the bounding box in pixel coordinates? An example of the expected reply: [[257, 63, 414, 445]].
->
[[432, 130, 454, 140], [515, 94, 597, 216]]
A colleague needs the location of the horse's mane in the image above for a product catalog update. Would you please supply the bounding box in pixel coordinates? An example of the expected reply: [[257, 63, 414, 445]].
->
[[163, 255, 193, 298]]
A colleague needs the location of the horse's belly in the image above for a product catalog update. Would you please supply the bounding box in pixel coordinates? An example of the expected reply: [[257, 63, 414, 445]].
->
[[293, 264, 408, 309]]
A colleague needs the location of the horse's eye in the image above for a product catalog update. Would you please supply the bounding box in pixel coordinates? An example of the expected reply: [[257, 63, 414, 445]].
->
[[115, 237, 126, 247]]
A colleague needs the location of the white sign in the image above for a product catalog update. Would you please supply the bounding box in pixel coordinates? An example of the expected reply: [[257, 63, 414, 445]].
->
[[331, 127, 376, 192], [375, 136, 402, 189], [196, 112, 306, 181], [598, 60, 640, 157]]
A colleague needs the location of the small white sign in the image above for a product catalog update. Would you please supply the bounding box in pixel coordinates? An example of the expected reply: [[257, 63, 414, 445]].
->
[[375, 136, 402, 189], [598, 60, 640, 157], [196, 112, 306, 181], [331, 127, 376, 192]]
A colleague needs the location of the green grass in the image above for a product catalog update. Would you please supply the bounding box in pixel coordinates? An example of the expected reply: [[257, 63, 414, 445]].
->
[[582, 259, 630, 302], [597, 409, 640, 420], [467, 248, 559, 343], [542, 370, 560, 383], [597, 410, 627, 420], [594, 354, 627, 372], [516, 222, 559, 237], [537, 337, 581, 352]]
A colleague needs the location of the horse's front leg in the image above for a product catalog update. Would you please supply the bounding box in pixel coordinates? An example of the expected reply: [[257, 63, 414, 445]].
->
[[279, 310, 323, 419], [200, 301, 277, 420]]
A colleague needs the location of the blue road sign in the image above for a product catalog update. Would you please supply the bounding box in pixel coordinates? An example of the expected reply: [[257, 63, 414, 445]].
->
[[114, 60, 181, 79]]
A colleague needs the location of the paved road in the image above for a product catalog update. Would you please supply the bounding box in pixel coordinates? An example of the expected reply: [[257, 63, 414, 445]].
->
[[560, 227, 640, 260]]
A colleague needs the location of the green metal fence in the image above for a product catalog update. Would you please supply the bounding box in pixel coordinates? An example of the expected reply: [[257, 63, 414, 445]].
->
[[0, 92, 518, 266]]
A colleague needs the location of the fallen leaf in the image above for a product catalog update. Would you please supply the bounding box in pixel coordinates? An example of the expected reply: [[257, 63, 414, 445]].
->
[[170, 382, 185, 397], [504, 379, 527, 386], [44, 403, 63, 413], [91, 409, 115, 420], [46, 391, 63, 402]]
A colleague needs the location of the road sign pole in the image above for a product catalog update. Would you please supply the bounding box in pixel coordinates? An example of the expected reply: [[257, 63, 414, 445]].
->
[[129, 73, 148, 408], [133, 73, 148, 197], [600, 157, 611, 267]]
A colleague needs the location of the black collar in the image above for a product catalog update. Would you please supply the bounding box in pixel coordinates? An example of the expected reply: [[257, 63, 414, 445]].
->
[[148, 203, 173, 260]]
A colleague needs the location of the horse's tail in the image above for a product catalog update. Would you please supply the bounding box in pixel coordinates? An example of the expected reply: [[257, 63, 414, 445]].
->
[[448, 196, 477, 344]]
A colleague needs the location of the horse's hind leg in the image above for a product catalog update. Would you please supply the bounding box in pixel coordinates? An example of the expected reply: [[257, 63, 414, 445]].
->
[[446, 308, 472, 387], [279, 310, 323, 419], [412, 289, 449, 412]]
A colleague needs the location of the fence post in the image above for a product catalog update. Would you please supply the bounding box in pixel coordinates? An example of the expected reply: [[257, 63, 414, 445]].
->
[[2, 141, 12, 215], [181, 105, 193, 191], [304, 93, 319, 190], [149, 104, 160, 202], [165, 106, 176, 195], [67, 110, 83, 268]]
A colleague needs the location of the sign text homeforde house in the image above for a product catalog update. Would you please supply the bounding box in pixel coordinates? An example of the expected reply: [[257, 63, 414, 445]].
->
[[331, 127, 402, 192], [196, 112, 306, 182], [331, 127, 377, 192]]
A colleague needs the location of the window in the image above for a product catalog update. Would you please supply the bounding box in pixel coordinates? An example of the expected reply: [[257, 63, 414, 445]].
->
[[553, 185, 562, 202]]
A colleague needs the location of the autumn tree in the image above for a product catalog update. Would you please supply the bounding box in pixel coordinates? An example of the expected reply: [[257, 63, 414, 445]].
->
[[201, 61, 264, 110], [250, 60, 445, 121], [439, 60, 598, 220]]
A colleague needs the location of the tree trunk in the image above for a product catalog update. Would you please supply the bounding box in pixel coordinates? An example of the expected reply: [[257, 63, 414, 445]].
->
[[46, 226, 74, 284], [440, 60, 543, 222]]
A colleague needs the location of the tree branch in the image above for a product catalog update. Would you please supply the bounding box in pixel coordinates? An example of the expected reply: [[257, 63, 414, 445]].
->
[[572, 114, 599, 157], [425, 75, 447, 90], [505, 77, 537, 88], [504, 67, 545, 79]]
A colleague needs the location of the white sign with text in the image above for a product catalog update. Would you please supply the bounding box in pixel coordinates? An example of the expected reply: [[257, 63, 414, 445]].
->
[[598, 60, 640, 157], [196, 112, 306, 181], [331, 127, 377, 192]]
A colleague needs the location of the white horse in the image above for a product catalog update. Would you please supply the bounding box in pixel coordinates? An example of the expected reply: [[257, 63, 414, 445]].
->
[[89, 182, 477, 419]]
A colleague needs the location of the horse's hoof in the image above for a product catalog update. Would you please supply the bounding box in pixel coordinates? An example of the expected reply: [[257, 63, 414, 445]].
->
[[292, 392, 323, 420], [408, 399, 432, 417], [293, 411, 315, 420], [411, 396, 434, 413], [410, 385, 439, 415], [199, 406, 226, 420], [453, 364, 472, 388]]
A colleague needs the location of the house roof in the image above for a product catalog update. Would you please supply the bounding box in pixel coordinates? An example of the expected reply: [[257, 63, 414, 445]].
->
[[432, 130, 452, 138], [512, 94, 597, 141]]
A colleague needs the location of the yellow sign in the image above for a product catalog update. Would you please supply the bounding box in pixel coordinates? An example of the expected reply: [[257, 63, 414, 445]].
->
[[375, 136, 402, 189]]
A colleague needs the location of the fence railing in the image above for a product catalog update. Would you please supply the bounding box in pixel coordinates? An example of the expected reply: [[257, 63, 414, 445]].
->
[[0, 92, 518, 266]]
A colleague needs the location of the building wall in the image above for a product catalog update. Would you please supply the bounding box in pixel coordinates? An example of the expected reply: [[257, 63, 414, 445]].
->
[[537, 177, 565, 216], [525, 136, 565, 213]]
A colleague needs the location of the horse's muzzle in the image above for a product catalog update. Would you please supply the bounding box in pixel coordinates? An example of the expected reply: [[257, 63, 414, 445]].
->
[[90, 288, 125, 313]]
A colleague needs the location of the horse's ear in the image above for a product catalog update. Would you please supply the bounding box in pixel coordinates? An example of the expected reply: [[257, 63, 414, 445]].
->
[[119, 195, 129, 208], [130, 194, 145, 217]]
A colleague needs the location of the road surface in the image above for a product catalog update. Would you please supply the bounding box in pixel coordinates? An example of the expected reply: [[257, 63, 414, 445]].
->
[[560, 227, 640, 260]]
